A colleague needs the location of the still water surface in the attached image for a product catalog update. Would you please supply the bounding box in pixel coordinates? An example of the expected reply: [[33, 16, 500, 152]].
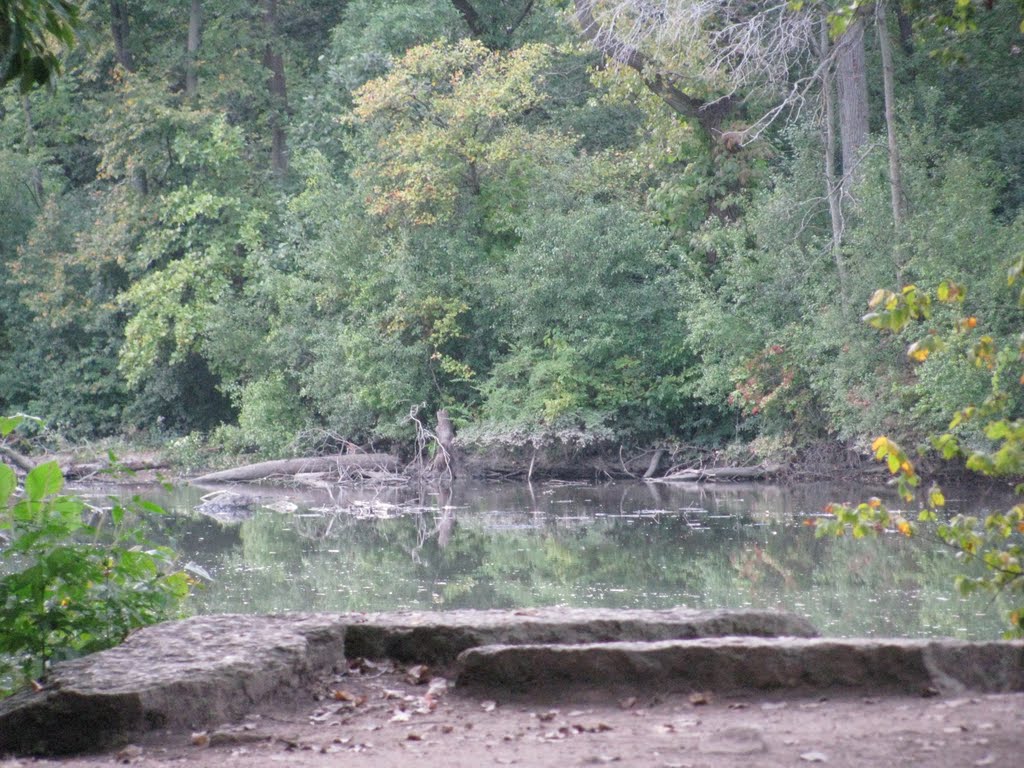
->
[[112, 479, 1016, 640]]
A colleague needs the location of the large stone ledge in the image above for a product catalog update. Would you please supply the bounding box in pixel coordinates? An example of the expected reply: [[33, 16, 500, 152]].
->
[[342, 607, 819, 664], [0, 608, 813, 755], [0, 614, 348, 755], [455, 637, 1024, 696]]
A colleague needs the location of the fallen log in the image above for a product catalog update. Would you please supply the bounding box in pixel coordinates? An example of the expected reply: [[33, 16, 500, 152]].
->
[[1, 447, 168, 478], [192, 454, 397, 484], [651, 464, 782, 483], [0, 445, 36, 473]]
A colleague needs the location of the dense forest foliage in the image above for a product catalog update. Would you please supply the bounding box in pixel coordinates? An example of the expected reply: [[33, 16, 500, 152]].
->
[[2, 0, 1023, 466]]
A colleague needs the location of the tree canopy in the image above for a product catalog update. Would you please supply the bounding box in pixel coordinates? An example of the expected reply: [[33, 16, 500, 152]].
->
[[0, 0, 1021, 466]]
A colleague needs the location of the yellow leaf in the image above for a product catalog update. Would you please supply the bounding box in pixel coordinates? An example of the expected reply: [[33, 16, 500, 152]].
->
[[897, 520, 912, 536], [868, 497, 881, 509], [908, 342, 930, 362], [929, 488, 946, 508]]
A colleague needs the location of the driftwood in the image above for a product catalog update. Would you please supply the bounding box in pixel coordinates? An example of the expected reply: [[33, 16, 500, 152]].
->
[[192, 454, 397, 484], [651, 464, 783, 483], [428, 409, 458, 479], [0, 446, 168, 478], [643, 449, 666, 479], [0, 445, 36, 473]]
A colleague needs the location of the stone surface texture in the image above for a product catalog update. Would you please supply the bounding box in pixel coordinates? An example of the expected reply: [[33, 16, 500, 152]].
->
[[342, 607, 819, 663], [455, 636, 1024, 696], [0, 614, 347, 755]]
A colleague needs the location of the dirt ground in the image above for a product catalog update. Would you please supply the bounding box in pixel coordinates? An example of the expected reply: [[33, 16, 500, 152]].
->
[[2, 660, 1022, 768]]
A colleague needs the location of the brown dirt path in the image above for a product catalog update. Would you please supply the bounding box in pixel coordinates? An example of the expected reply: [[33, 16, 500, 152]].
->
[[2, 663, 1021, 768]]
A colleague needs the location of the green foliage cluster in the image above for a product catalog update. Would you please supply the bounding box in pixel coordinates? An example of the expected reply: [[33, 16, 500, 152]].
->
[[0, 0, 1022, 477], [0, 0, 78, 90], [816, 278, 1024, 636], [0, 416, 191, 693]]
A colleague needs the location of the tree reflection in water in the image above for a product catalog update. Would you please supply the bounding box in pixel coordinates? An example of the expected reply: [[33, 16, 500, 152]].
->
[[130, 480, 1012, 640]]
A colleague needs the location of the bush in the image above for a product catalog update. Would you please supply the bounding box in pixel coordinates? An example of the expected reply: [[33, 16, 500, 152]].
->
[[817, 282, 1024, 637], [0, 416, 191, 695]]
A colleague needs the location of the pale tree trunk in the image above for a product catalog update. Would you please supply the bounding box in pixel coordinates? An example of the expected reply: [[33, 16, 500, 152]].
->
[[876, 0, 905, 254], [819, 19, 849, 316], [262, 0, 288, 177], [185, 0, 202, 99], [429, 409, 459, 479], [835, 17, 870, 200]]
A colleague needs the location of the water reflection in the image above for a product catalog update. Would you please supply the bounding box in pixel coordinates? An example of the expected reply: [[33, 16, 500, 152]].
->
[[104, 480, 1014, 640]]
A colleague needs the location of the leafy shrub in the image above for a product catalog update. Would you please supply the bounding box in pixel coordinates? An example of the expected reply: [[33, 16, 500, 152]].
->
[[818, 281, 1024, 637], [0, 416, 191, 695]]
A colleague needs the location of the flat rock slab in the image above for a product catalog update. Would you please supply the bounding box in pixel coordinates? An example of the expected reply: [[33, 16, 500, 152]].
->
[[0, 614, 348, 756], [456, 637, 1024, 696], [342, 607, 819, 664]]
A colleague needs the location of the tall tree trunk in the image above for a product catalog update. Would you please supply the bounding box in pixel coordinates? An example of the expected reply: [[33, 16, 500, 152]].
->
[[876, 0, 905, 245], [185, 0, 202, 99], [262, 0, 288, 177], [109, 0, 135, 72], [21, 96, 44, 206], [819, 20, 848, 315], [109, 0, 147, 194], [835, 17, 870, 200], [895, 5, 914, 54]]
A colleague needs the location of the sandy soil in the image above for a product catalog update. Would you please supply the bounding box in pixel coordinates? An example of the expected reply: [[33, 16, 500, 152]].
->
[[3, 661, 1022, 768]]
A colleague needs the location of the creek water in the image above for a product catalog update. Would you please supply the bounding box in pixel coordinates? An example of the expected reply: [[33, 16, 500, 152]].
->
[[109, 479, 1016, 640]]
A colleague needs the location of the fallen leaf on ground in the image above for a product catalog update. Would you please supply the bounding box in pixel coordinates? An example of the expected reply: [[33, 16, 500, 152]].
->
[[190, 732, 209, 747], [688, 692, 710, 706], [115, 744, 143, 763], [481, 700, 498, 712], [619, 697, 637, 710], [414, 694, 437, 714], [535, 710, 559, 722], [800, 751, 828, 763], [573, 723, 613, 733], [332, 689, 366, 705], [405, 664, 431, 685]]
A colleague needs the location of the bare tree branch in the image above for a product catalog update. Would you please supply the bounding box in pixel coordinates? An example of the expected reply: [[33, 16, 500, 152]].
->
[[573, 0, 734, 135]]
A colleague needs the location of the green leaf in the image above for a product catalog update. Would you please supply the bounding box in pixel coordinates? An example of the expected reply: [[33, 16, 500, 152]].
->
[[0, 465, 15, 507], [0, 415, 25, 437], [24, 461, 63, 501]]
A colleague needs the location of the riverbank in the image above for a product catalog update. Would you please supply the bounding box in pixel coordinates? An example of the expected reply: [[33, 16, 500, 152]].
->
[[3, 434, 1012, 489]]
